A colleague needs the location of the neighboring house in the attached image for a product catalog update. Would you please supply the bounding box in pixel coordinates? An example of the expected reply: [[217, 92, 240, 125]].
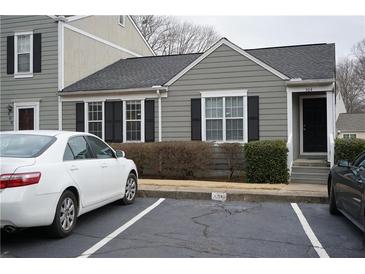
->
[[336, 113, 365, 139], [0, 15, 154, 131], [1, 16, 338, 183]]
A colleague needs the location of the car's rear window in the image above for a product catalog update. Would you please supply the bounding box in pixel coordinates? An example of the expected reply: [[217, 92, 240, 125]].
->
[[0, 134, 56, 158]]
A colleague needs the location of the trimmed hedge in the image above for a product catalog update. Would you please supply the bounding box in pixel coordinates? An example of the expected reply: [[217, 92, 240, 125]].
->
[[110, 141, 213, 179], [244, 140, 289, 184], [335, 138, 365, 163]]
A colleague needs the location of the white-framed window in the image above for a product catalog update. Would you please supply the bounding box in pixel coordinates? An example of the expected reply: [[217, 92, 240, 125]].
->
[[13, 101, 40, 131], [86, 102, 104, 139], [343, 133, 356, 139], [201, 90, 248, 143], [14, 31, 33, 77], [123, 100, 145, 142], [118, 15, 125, 27]]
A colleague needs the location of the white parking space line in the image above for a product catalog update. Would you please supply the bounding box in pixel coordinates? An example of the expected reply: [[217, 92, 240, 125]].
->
[[291, 203, 330, 258], [78, 198, 165, 258]]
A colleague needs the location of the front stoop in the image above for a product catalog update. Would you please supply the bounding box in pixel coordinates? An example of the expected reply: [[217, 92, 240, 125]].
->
[[290, 158, 330, 184]]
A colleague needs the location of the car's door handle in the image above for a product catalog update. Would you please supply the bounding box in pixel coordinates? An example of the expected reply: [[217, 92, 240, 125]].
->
[[70, 165, 79, 171]]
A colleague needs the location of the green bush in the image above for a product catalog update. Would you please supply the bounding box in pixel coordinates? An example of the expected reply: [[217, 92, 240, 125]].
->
[[334, 138, 365, 163], [244, 140, 289, 184], [110, 141, 213, 179]]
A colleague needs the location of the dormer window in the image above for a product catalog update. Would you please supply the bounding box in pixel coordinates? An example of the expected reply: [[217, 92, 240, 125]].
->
[[118, 16, 125, 27]]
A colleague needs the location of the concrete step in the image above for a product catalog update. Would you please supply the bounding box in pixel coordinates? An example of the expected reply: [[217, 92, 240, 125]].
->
[[290, 178, 327, 184], [293, 159, 329, 167], [290, 172, 329, 184], [291, 166, 330, 175]]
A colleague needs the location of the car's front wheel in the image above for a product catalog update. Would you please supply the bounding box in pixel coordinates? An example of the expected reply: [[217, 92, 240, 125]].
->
[[329, 181, 340, 215], [122, 173, 138, 205], [49, 190, 78, 238]]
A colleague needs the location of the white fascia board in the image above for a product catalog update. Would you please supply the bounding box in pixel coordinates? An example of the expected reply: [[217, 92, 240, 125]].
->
[[59, 87, 168, 97], [127, 15, 156, 56], [286, 78, 335, 86], [165, 38, 289, 86], [66, 15, 91, 22], [63, 23, 142, 57], [287, 83, 335, 93], [60, 91, 167, 102]]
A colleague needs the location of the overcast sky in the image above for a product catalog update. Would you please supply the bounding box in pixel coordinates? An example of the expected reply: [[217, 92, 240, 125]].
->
[[180, 16, 365, 61]]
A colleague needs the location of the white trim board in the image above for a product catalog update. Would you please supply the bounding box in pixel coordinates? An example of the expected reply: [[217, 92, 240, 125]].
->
[[60, 92, 167, 102], [299, 94, 327, 156], [63, 24, 142, 57], [127, 15, 155, 56], [165, 38, 289, 86], [13, 101, 40, 131]]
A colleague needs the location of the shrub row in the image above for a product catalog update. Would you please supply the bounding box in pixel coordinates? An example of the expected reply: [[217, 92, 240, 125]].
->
[[244, 140, 289, 184], [110, 141, 213, 179], [334, 138, 365, 163]]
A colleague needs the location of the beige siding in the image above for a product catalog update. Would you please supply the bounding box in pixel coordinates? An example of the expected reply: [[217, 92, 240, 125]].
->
[[163, 44, 288, 141], [338, 132, 365, 139], [68, 16, 153, 57], [63, 28, 134, 87], [0, 15, 59, 131]]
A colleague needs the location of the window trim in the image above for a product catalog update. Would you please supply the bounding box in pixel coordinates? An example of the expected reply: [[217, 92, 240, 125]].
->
[[201, 90, 248, 143], [85, 101, 105, 140], [13, 101, 40, 131], [118, 15, 126, 27], [123, 99, 145, 143], [14, 31, 33, 78]]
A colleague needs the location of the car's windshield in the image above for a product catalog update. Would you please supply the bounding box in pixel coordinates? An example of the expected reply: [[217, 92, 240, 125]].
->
[[0, 134, 56, 158]]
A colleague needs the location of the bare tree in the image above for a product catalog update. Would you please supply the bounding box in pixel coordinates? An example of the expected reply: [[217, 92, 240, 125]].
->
[[337, 39, 365, 113], [132, 15, 220, 55]]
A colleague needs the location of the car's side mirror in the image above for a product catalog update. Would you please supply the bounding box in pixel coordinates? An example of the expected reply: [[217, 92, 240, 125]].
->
[[338, 160, 350, 168], [115, 150, 125, 158]]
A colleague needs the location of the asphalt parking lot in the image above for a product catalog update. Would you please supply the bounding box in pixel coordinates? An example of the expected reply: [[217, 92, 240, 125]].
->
[[1, 198, 364, 258]]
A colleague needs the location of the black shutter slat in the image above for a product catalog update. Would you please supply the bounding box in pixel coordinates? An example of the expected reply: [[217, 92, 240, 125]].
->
[[248, 96, 259, 141], [33, 33, 41, 73], [144, 100, 155, 142], [76, 103, 85, 132], [7, 36, 14, 74], [104, 101, 114, 142], [191, 98, 202, 140], [114, 101, 123, 142]]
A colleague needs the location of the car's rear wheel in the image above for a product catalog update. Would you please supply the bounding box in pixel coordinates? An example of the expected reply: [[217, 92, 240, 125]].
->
[[122, 173, 138, 205], [329, 181, 340, 215], [49, 190, 78, 238]]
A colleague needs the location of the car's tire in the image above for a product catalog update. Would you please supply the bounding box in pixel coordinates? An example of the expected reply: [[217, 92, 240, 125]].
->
[[329, 182, 340, 215], [49, 190, 78, 238], [121, 173, 138, 205]]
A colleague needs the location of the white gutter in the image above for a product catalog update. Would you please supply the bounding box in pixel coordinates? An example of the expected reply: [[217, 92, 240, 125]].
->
[[58, 86, 168, 96], [286, 78, 335, 86]]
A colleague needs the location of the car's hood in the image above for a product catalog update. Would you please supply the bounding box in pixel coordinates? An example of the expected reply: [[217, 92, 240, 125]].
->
[[0, 157, 36, 175]]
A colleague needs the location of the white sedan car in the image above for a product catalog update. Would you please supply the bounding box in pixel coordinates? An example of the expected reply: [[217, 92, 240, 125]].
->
[[0, 131, 138, 237]]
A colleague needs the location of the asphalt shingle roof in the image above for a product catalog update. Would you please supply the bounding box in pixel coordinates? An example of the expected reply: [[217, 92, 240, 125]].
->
[[336, 113, 365, 132], [63, 43, 335, 92]]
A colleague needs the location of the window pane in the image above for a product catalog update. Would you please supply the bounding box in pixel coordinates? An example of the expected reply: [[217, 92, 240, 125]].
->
[[68, 137, 93, 160], [206, 97, 223, 118], [18, 53, 30, 72], [86, 136, 114, 159], [17, 35, 30, 53], [126, 121, 141, 141], [63, 144, 75, 161], [226, 119, 244, 141], [226, 97, 243, 118], [88, 122, 102, 138], [126, 101, 141, 120], [206, 119, 223, 141]]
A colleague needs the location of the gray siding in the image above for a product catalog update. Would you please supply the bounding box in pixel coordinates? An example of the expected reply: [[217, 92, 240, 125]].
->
[[163, 44, 288, 141], [0, 15, 58, 131]]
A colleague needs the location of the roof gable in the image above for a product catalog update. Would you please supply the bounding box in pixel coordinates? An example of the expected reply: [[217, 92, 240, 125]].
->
[[165, 38, 290, 86]]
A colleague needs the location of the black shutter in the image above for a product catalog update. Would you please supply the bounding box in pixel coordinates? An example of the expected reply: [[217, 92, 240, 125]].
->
[[144, 100, 155, 142], [248, 96, 259, 141], [191, 98, 202, 140], [105, 102, 114, 141], [105, 101, 123, 142], [76, 103, 85, 132], [7, 36, 14, 74], [33, 33, 41, 73]]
